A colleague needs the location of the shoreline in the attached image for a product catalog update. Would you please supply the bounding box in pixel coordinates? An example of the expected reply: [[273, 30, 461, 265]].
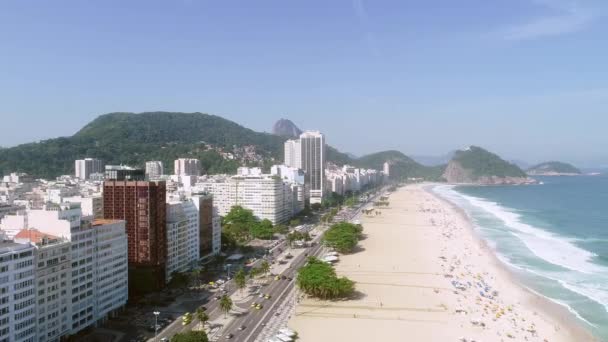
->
[[288, 183, 596, 341], [425, 183, 596, 341]]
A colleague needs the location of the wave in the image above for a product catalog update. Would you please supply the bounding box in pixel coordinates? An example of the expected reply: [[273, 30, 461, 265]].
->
[[432, 185, 601, 274], [430, 184, 608, 324]]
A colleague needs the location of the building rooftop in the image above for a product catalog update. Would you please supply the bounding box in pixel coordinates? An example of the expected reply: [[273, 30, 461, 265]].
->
[[92, 219, 124, 226], [15, 229, 60, 244]]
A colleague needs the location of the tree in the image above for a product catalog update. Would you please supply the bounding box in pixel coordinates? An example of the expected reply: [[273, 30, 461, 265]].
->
[[196, 308, 209, 328], [322, 222, 364, 254], [289, 218, 301, 227], [234, 268, 247, 293], [222, 206, 258, 244], [296, 257, 355, 299], [249, 267, 261, 279], [260, 260, 271, 277], [273, 224, 289, 235], [251, 219, 274, 240], [219, 295, 233, 318], [171, 331, 209, 342], [310, 203, 322, 211]]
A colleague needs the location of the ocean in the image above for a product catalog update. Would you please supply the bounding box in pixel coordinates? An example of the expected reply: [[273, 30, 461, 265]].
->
[[431, 176, 608, 340]]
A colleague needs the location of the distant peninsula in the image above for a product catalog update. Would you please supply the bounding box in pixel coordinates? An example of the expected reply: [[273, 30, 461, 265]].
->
[[442, 146, 535, 185], [526, 161, 581, 176]]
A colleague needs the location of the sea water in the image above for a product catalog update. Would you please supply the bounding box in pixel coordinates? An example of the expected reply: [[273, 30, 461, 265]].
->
[[431, 176, 608, 340]]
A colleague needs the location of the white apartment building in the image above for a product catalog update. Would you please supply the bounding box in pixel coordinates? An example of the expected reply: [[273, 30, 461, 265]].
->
[[13, 230, 71, 342], [75, 159, 103, 181], [61, 196, 103, 219], [283, 140, 302, 169], [0, 242, 37, 342], [197, 172, 300, 225], [0, 203, 129, 340], [166, 200, 199, 282], [174, 159, 201, 176], [145, 161, 164, 180]]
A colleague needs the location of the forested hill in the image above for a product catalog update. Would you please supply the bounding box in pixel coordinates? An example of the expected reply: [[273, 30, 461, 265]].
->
[[353, 150, 445, 181], [0, 112, 288, 178], [526, 161, 581, 175], [442, 146, 531, 184]]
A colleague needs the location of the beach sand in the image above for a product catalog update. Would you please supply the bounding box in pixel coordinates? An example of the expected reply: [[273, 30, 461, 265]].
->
[[288, 184, 595, 342]]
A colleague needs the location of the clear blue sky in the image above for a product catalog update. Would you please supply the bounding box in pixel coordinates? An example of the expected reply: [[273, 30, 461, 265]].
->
[[1, 0, 607, 166]]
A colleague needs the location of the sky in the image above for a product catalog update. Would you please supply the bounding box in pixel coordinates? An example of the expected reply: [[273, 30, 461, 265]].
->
[[1, 0, 607, 167]]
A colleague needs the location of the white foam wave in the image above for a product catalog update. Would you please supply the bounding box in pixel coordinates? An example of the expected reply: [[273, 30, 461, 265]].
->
[[432, 185, 601, 274]]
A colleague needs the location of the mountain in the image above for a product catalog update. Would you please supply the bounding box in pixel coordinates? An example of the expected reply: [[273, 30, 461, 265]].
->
[[0, 112, 291, 179], [411, 152, 455, 166], [353, 150, 444, 181], [272, 118, 302, 138], [526, 161, 581, 176], [442, 146, 533, 185]]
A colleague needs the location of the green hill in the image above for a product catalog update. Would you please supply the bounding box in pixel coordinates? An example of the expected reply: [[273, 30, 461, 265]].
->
[[442, 146, 529, 184], [353, 150, 444, 181], [0, 112, 289, 178], [526, 161, 581, 175]]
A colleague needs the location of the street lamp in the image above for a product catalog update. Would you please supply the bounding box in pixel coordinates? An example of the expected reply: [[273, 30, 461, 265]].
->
[[153, 311, 160, 341]]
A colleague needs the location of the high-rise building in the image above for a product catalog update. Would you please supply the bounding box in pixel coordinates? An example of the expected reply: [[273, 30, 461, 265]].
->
[[102, 180, 167, 293], [197, 171, 302, 224], [75, 158, 103, 180], [300, 131, 326, 204], [191, 193, 221, 258], [7, 202, 129, 339], [165, 200, 199, 282], [0, 241, 36, 342], [145, 161, 164, 180], [283, 139, 302, 169], [383, 162, 391, 179], [174, 158, 201, 176], [105, 165, 145, 181]]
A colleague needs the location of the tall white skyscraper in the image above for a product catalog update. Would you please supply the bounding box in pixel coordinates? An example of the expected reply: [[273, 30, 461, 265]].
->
[[299, 131, 326, 204], [284, 139, 302, 169], [174, 158, 201, 176], [145, 161, 164, 179], [75, 158, 103, 180]]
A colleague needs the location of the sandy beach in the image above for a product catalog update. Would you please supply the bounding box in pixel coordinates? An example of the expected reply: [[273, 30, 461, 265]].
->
[[288, 184, 595, 342]]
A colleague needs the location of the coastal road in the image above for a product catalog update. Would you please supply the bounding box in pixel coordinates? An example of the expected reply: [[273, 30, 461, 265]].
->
[[224, 188, 387, 342], [154, 187, 388, 342]]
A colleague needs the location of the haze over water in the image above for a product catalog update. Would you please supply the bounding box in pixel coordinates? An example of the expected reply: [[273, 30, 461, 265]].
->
[[432, 176, 608, 340]]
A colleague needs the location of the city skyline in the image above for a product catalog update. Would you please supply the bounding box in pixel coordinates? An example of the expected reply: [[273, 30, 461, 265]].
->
[[1, 1, 607, 167]]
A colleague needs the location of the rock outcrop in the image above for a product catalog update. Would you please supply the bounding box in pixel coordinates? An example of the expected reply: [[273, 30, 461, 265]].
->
[[442, 146, 536, 185], [272, 118, 302, 138]]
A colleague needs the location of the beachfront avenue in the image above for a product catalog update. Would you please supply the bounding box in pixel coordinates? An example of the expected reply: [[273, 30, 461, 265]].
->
[[152, 188, 385, 342]]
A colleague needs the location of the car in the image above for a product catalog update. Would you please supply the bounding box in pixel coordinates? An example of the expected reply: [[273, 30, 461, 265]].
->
[[259, 293, 264, 298], [250, 302, 258, 307], [238, 325, 246, 331], [286, 277, 293, 281], [255, 304, 263, 310], [225, 333, 234, 339], [160, 338, 168, 342], [275, 275, 280, 280], [264, 294, 271, 299]]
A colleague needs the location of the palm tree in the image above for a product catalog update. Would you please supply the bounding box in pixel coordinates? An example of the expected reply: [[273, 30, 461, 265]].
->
[[196, 307, 209, 329], [260, 260, 271, 277], [234, 268, 247, 293], [219, 295, 233, 318]]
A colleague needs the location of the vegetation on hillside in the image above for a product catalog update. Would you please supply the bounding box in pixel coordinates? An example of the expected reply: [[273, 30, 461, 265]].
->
[[0, 112, 285, 178], [354, 150, 444, 181], [296, 257, 355, 299], [322, 222, 364, 254], [450, 146, 526, 178], [526, 161, 581, 174]]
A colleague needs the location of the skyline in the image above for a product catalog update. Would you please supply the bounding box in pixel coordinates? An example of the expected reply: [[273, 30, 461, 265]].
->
[[1, 0, 608, 167]]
